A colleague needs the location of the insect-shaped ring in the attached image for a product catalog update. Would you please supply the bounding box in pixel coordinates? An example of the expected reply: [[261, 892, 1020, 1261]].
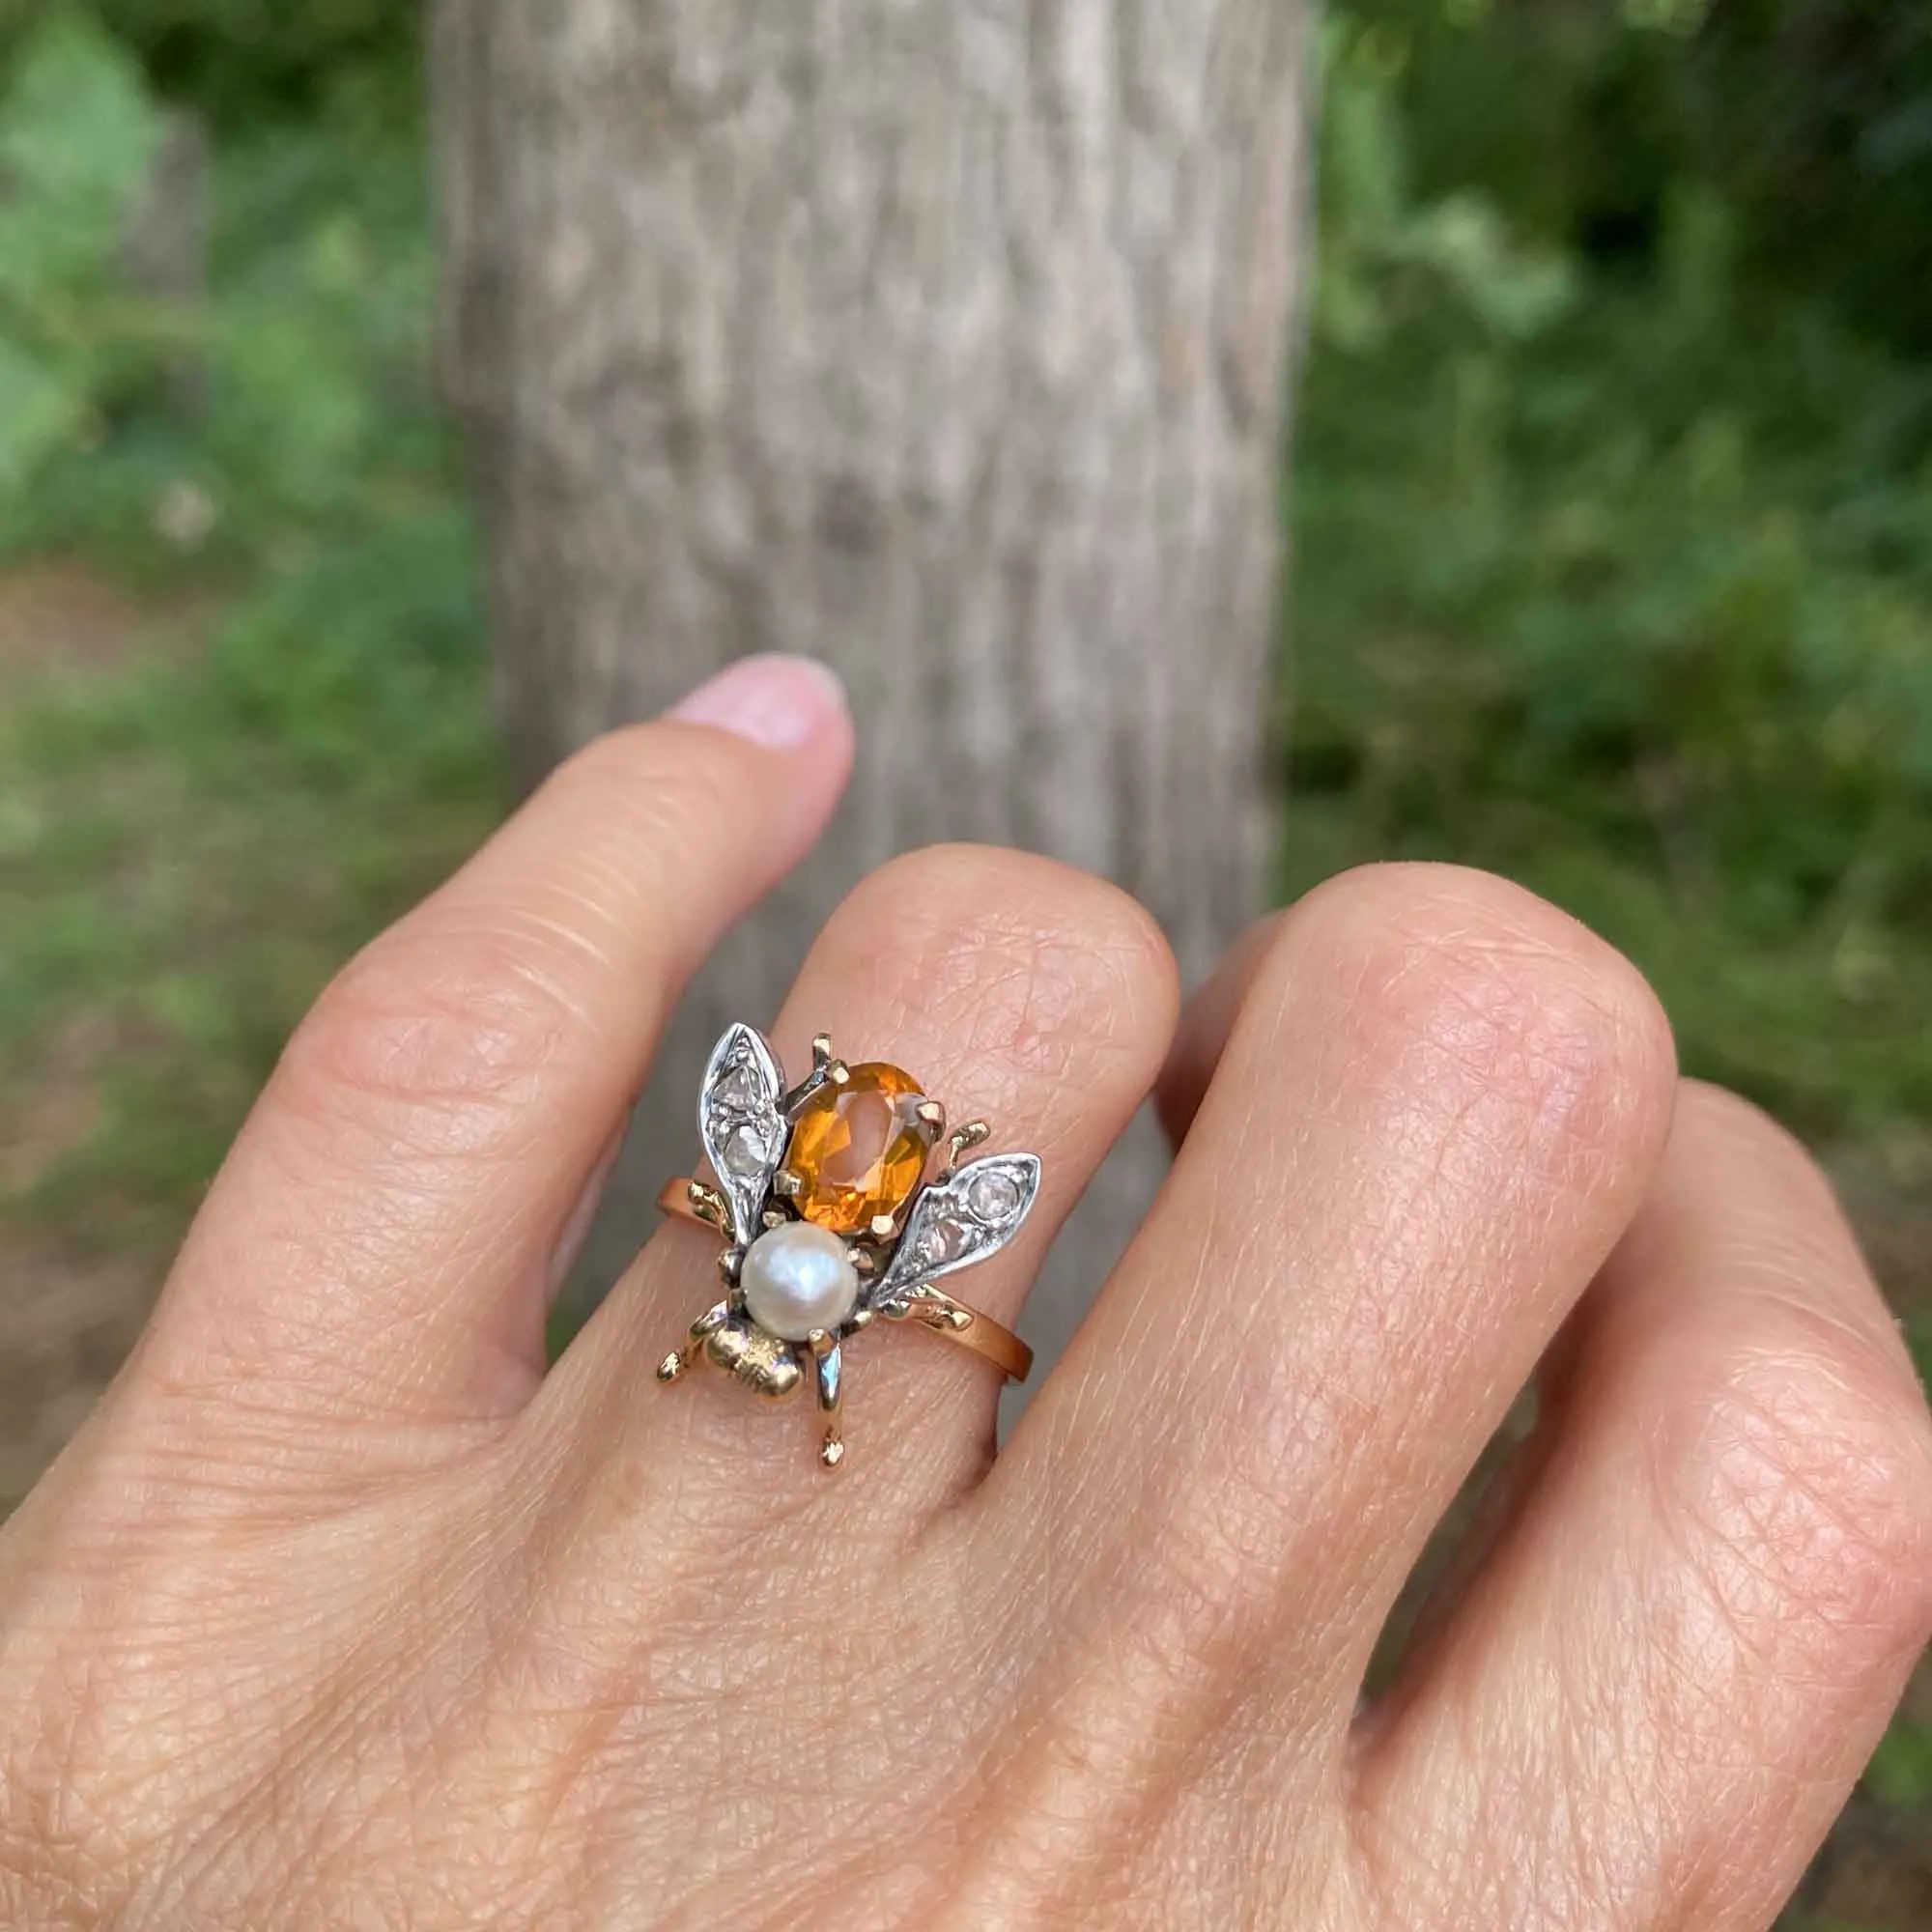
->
[[655, 1024, 1040, 1467]]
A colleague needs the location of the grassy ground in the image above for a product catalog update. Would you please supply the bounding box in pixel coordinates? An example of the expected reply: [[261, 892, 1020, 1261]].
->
[[0, 11, 1927, 1926], [0, 563, 499, 1501]]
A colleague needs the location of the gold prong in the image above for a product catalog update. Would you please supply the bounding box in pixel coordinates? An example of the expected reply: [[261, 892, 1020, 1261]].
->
[[915, 1098, 946, 1132], [848, 1306, 875, 1330], [783, 1037, 841, 1115], [687, 1179, 730, 1229], [690, 1298, 732, 1344], [773, 1168, 803, 1197], [869, 1211, 898, 1241], [761, 1207, 787, 1230], [808, 1327, 843, 1467], [937, 1120, 991, 1180], [656, 1351, 686, 1382], [915, 1302, 974, 1336]]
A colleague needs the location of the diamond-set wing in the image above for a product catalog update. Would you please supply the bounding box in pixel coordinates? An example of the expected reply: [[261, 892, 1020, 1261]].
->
[[868, 1152, 1041, 1312], [697, 1023, 787, 1246]]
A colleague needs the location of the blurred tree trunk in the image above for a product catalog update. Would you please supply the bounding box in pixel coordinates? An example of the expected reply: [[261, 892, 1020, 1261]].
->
[[432, 0, 1310, 1370]]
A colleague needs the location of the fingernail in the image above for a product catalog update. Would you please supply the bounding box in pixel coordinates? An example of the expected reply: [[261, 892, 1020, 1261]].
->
[[667, 654, 848, 751]]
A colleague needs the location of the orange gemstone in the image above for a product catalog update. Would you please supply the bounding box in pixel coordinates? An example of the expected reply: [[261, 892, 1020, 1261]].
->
[[786, 1063, 935, 1235]]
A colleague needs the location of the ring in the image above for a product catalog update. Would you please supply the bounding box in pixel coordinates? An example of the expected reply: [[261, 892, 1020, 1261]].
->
[[655, 1024, 1041, 1468]]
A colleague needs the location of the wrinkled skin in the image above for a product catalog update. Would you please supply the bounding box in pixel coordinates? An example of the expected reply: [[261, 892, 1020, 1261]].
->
[[3, 657, 1928, 1931]]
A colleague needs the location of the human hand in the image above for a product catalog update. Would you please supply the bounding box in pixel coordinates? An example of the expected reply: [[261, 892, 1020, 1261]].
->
[[3, 656, 1927, 1929]]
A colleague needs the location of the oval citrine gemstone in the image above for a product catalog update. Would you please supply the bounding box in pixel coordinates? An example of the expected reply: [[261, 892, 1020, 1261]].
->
[[786, 1062, 934, 1236]]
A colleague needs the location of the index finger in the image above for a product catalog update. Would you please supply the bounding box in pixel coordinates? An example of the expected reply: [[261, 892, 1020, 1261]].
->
[[131, 657, 854, 1460]]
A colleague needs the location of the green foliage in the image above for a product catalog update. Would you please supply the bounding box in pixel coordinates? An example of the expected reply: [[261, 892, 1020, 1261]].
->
[[1316, 22, 1577, 354], [1910, 1314, 1932, 1390], [1864, 1720, 1932, 1809], [1697, 2, 1932, 355], [1348, 0, 1932, 355], [0, 9, 495, 1235], [1294, 15, 1932, 1145], [0, 10, 450, 574], [0, 13, 158, 278], [31, 0, 420, 128], [0, 13, 171, 492]]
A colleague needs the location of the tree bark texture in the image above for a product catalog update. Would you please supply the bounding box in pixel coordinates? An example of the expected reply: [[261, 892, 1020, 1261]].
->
[[433, 0, 1311, 1374]]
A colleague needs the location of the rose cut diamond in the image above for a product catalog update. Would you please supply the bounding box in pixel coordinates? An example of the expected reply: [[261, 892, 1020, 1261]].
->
[[964, 1167, 1022, 1226], [720, 1122, 773, 1179], [713, 1061, 762, 1112]]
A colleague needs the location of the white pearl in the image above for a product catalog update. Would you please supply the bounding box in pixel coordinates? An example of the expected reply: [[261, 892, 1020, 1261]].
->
[[740, 1223, 861, 1343]]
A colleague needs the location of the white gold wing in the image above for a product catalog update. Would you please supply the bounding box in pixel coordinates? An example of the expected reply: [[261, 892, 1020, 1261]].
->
[[697, 1023, 787, 1247], [868, 1153, 1041, 1312]]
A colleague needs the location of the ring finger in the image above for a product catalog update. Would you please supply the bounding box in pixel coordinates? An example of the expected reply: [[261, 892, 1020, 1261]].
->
[[539, 842, 1179, 1520]]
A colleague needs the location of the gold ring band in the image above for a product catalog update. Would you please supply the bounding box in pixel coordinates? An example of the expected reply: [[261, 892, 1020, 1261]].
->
[[656, 1178, 1034, 1383]]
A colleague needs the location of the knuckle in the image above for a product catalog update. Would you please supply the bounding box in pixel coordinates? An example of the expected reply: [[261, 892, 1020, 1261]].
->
[[834, 844, 1178, 1083], [276, 924, 585, 1148], [1256, 863, 1676, 1175], [547, 721, 750, 898], [1676, 1314, 1932, 1663]]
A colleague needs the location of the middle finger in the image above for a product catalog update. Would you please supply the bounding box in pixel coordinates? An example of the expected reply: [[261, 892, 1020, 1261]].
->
[[978, 865, 1677, 1747]]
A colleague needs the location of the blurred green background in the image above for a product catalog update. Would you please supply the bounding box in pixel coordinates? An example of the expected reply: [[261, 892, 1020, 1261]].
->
[[0, 3, 1926, 1922]]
